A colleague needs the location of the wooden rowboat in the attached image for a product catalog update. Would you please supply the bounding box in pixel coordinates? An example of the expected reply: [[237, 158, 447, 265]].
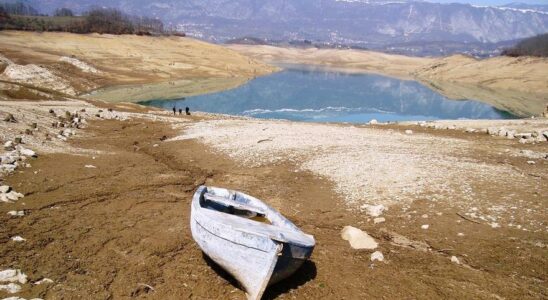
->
[[190, 186, 315, 300]]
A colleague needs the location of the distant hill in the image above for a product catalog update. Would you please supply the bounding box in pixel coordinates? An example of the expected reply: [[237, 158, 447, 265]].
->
[[502, 33, 548, 57], [24, 0, 548, 50]]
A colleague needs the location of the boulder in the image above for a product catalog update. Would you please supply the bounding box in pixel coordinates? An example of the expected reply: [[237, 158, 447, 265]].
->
[[341, 226, 378, 250], [369, 119, 378, 125]]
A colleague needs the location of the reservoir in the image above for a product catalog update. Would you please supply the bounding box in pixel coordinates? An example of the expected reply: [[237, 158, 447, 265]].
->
[[140, 65, 516, 123]]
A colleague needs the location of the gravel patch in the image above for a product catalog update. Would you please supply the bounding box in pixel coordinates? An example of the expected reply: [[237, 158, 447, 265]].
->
[[178, 119, 529, 208]]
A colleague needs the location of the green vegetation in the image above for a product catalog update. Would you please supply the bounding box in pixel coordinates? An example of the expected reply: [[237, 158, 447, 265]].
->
[[501, 33, 548, 57]]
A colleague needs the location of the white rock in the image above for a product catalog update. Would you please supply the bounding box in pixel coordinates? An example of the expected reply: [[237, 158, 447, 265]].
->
[[527, 161, 535, 165], [405, 130, 413, 135], [34, 278, 53, 285], [487, 127, 498, 135], [450, 256, 460, 264], [341, 226, 378, 250], [421, 224, 429, 230], [370, 251, 384, 262], [153, 144, 159, 147], [498, 128, 507, 137], [11, 236, 26, 242], [369, 119, 378, 125], [84, 165, 97, 168], [373, 217, 385, 224], [3, 141, 14, 150], [421, 214, 428, 218], [5, 191, 21, 201], [0, 185, 11, 193], [1, 194, 11, 203], [0, 283, 21, 294], [457, 232, 464, 237], [361, 204, 385, 217], [465, 128, 475, 133], [0, 269, 27, 284], [7, 211, 24, 216], [490, 222, 500, 228], [18, 148, 36, 158]]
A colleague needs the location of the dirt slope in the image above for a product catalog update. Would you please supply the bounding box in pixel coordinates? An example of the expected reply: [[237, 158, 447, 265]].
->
[[0, 31, 277, 98]]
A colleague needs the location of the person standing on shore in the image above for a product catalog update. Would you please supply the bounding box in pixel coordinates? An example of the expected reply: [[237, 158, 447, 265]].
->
[[179, 108, 182, 115], [172, 106, 176, 115], [186, 107, 191, 115]]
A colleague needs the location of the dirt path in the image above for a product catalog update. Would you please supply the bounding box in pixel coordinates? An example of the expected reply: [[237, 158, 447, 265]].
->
[[0, 104, 546, 299]]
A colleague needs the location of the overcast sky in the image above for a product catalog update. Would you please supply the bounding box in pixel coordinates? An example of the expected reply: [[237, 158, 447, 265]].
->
[[427, 0, 548, 5]]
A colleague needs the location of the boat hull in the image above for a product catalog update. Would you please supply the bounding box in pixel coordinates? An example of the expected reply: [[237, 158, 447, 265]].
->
[[190, 186, 315, 300]]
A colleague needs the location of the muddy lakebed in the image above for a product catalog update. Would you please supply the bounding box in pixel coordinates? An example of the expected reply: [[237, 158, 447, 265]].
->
[[140, 64, 517, 122]]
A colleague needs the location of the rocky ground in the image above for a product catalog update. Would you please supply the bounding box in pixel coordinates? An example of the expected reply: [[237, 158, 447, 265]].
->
[[0, 99, 546, 299]]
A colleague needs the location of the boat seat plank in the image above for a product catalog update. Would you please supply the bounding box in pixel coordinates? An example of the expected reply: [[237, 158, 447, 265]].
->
[[204, 193, 265, 215]]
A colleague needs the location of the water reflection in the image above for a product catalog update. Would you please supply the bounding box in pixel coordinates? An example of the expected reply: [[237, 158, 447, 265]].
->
[[140, 67, 515, 123]]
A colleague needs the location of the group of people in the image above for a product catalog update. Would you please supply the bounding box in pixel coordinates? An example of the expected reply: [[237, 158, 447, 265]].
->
[[173, 106, 191, 116]]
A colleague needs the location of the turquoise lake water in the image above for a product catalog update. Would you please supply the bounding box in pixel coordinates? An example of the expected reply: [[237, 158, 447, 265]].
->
[[140, 65, 516, 123]]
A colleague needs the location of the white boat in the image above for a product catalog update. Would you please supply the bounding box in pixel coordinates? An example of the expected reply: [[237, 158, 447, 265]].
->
[[190, 185, 315, 300]]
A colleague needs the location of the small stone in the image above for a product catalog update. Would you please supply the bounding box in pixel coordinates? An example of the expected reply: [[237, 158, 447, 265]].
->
[[153, 144, 159, 147], [405, 129, 413, 135], [0, 185, 11, 193], [450, 256, 460, 264], [373, 217, 385, 224], [3, 113, 17, 123], [0, 269, 28, 284], [370, 251, 384, 262], [341, 226, 378, 250], [11, 236, 25, 242], [490, 222, 500, 228], [0, 282, 21, 293], [34, 278, 53, 285], [7, 211, 24, 216], [84, 165, 97, 169], [421, 214, 428, 218], [18, 147, 36, 158], [361, 204, 385, 217], [457, 232, 464, 237], [3, 141, 14, 151], [498, 128, 507, 137], [465, 128, 475, 133], [527, 161, 535, 165], [421, 224, 429, 230]]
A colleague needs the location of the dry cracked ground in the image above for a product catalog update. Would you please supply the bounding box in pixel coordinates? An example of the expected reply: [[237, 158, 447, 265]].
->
[[0, 100, 547, 299]]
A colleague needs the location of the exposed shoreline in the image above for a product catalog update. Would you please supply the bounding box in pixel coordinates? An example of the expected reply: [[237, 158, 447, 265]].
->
[[0, 99, 546, 299]]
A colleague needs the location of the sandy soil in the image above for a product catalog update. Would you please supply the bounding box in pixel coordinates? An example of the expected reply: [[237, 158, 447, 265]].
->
[[229, 45, 548, 117], [0, 99, 546, 299], [0, 31, 277, 99]]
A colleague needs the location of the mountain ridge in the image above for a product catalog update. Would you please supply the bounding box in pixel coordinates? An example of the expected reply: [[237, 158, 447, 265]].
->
[[23, 0, 548, 48]]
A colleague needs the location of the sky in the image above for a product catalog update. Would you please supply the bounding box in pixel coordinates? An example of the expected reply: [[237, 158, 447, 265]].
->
[[427, 0, 548, 5]]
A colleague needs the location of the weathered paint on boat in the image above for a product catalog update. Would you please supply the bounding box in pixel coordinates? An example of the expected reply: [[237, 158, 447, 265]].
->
[[190, 186, 315, 300]]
